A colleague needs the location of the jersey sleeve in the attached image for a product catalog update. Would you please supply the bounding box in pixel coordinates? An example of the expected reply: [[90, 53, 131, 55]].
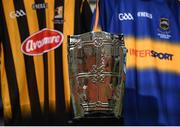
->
[[92, 0, 116, 31], [74, 0, 92, 34], [80, 0, 93, 32]]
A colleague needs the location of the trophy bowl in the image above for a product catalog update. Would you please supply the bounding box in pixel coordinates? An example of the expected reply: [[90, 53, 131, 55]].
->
[[67, 31, 126, 119]]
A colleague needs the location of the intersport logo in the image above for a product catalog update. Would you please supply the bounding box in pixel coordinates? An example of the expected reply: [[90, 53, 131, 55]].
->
[[118, 13, 134, 21], [21, 28, 64, 56]]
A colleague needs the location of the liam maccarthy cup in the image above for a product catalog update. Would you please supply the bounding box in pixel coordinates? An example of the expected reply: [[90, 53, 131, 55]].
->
[[67, 31, 127, 119]]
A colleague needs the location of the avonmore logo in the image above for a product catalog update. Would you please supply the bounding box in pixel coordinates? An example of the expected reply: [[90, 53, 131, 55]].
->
[[119, 13, 134, 21], [128, 48, 173, 61], [21, 28, 63, 56]]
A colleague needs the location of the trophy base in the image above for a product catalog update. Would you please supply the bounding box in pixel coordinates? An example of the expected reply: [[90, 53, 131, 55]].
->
[[84, 112, 115, 118], [67, 117, 124, 126]]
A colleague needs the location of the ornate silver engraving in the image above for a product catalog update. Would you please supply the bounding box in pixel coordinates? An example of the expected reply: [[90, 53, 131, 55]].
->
[[68, 31, 126, 119], [93, 39, 104, 47], [90, 64, 105, 83]]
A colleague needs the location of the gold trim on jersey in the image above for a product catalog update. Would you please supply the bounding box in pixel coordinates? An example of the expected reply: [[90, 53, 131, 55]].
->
[[63, 0, 75, 110], [24, 0, 45, 112], [80, 0, 85, 13], [45, 0, 56, 112], [93, 0, 101, 32], [1, 44, 12, 119]]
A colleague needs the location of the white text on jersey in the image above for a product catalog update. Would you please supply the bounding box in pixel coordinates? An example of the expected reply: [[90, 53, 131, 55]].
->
[[118, 13, 134, 21], [9, 9, 26, 19], [137, 12, 153, 19]]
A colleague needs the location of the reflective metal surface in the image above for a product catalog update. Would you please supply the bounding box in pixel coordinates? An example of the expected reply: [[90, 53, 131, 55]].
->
[[67, 31, 126, 119]]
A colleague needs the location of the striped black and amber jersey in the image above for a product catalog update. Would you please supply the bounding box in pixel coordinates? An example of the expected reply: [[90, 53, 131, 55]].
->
[[0, 0, 92, 125]]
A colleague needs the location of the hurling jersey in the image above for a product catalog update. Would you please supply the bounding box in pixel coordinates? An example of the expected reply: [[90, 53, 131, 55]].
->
[[0, 0, 92, 125], [93, 0, 180, 125]]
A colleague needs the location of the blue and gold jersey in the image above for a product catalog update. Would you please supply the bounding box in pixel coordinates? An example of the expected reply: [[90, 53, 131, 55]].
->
[[93, 0, 180, 125]]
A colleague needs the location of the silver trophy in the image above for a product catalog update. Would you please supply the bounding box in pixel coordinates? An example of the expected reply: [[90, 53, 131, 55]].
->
[[67, 31, 126, 119]]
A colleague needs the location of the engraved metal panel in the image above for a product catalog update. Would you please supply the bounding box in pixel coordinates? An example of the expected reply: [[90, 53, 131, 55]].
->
[[68, 31, 126, 119]]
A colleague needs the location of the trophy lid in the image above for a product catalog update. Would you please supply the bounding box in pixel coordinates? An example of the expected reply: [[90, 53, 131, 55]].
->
[[68, 31, 124, 47]]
